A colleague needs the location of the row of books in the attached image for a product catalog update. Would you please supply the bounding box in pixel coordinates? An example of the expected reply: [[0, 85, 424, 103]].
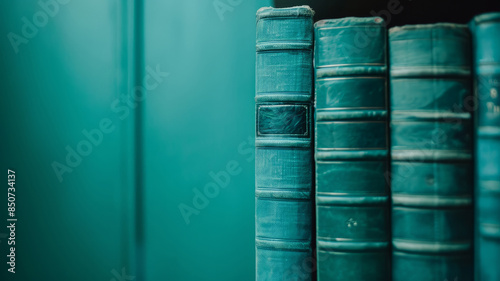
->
[[254, 6, 500, 281]]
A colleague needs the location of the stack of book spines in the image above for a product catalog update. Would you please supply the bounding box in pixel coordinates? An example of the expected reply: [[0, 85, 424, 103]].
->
[[255, 6, 315, 281], [389, 23, 474, 281], [314, 17, 390, 281], [471, 12, 500, 281], [255, 6, 499, 281]]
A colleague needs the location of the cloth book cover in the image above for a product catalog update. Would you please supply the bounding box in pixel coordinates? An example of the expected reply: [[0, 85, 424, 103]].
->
[[314, 17, 390, 281], [255, 6, 315, 281], [470, 12, 500, 281], [389, 23, 474, 281]]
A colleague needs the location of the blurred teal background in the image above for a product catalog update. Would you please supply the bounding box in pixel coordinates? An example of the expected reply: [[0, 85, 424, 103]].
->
[[0, 0, 270, 280]]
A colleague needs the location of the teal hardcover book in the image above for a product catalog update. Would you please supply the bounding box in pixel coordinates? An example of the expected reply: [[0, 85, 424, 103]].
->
[[255, 6, 315, 281], [389, 23, 474, 281], [470, 12, 500, 281], [314, 17, 390, 281]]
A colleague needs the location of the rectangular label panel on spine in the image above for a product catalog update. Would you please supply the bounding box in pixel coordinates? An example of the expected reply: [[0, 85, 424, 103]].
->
[[255, 6, 314, 281], [470, 12, 500, 281], [389, 23, 474, 281], [314, 17, 390, 281]]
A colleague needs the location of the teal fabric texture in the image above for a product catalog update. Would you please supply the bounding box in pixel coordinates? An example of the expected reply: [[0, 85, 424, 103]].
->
[[389, 23, 474, 281], [255, 6, 315, 281], [471, 12, 500, 281], [314, 17, 390, 281]]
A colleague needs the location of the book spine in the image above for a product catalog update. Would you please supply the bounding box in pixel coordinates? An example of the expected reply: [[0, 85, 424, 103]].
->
[[389, 23, 474, 281], [255, 6, 314, 281], [471, 12, 500, 281], [314, 17, 390, 281]]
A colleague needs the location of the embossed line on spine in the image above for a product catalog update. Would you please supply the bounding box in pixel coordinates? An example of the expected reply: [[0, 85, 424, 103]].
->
[[478, 183, 500, 238], [256, 42, 313, 52], [315, 65, 386, 78], [392, 239, 472, 253], [479, 223, 500, 240], [392, 195, 472, 207], [256, 189, 311, 200], [255, 139, 311, 148], [316, 109, 387, 121], [391, 111, 471, 121], [390, 66, 471, 78], [317, 240, 390, 252], [391, 150, 472, 161], [478, 126, 500, 138], [479, 180, 500, 193], [316, 194, 389, 206], [255, 238, 312, 251], [255, 93, 311, 103], [316, 149, 387, 161]]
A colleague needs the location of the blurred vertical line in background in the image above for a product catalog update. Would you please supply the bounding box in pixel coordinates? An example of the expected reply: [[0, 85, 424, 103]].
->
[[118, 0, 145, 279], [132, 0, 145, 280], [118, 0, 138, 278]]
